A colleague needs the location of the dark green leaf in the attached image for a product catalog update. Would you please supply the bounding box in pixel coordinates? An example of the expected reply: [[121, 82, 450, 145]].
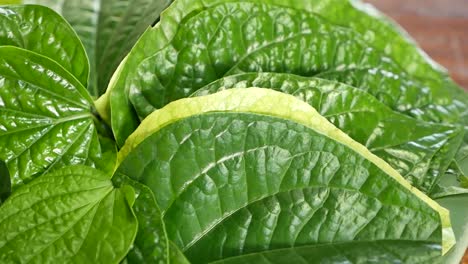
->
[[113, 172, 171, 264], [316, 68, 466, 124], [116, 88, 453, 262], [0, 166, 138, 263], [0, 5, 89, 86], [304, 0, 446, 80], [193, 73, 465, 196], [24, 0, 172, 96], [114, 172, 191, 263], [0, 160, 10, 203], [107, 1, 466, 147]]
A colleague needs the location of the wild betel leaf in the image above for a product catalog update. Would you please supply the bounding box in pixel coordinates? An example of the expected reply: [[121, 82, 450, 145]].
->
[[0, 4, 89, 86], [113, 172, 192, 263], [192, 73, 466, 197], [23, 0, 172, 96], [0, 1, 466, 263], [106, 1, 467, 149], [0, 166, 138, 263], [0, 46, 110, 189], [116, 88, 454, 263]]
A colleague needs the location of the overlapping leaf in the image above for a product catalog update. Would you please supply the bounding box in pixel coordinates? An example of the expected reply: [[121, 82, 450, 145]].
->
[[24, 0, 172, 96], [0, 46, 110, 189], [0, 166, 137, 263], [211, 241, 443, 264], [106, 1, 466, 148], [113, 173, 190, 264], [0, 1, 465, 263], [317, 68, 466, 124], [116, 88, 454, 263], [0, 4, 89, 86], [193, 73, 466, 197]]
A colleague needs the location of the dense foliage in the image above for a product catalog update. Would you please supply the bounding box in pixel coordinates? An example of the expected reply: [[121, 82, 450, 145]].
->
[[0, 0, 467, 263]]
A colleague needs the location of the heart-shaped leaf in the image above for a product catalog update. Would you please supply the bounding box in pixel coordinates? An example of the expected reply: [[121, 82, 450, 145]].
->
[[0, 46, 109, 189], [0, 166, 138, 263]]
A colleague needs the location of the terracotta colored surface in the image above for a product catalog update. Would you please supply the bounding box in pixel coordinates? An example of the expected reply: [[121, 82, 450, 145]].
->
[[366, 0, 468, 90]]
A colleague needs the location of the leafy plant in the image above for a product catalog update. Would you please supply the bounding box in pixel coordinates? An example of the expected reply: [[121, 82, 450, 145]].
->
[[0, 0, 467, 263], [23, 0, 172, 96]]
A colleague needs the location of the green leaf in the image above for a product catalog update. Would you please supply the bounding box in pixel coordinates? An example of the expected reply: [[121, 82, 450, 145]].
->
[[113, 172, 191, 263], [0, 46, 106, 189], [148, 0, 452, 83], [169, 241, 190, 264], [0, 166, 138, 263], [24, 0, 172, 96], [117, 88, 454, 262], [437, 195, 468, 264], [312, 0, 468, 114], [0, 0, 21, 4], [430, 155, 468, 199], [0, 160, 10, 203], [95, 135, 118, 175], [455, 143, 468, 178], [192, 72, 465, 196], [316, 68, 466, 124], [211, 241, 442, 264], [113, 172, 171, 263], [0, 5, 89, 86], [303, 0, 444, 79], [107, 1, 466, 147]]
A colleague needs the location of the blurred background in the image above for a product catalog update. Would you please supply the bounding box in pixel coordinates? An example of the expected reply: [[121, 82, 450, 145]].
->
[[367, 0, 468, 90]]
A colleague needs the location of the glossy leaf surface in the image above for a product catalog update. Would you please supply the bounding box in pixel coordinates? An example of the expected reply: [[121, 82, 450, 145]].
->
[[154, 0, 453, 82], [0, 46, 104, 189], [0, 166, 138, 263], [311, 0, 468, 119], [116, 88, 453, 262], [193, 73, 465, 196], [113, 172, 171, 263], [0, 1, 21, 4], [0, 5, 89, 86], [108, 1, 466, 147], [317, 68, 466, 124], [24, 0, 172, 96]]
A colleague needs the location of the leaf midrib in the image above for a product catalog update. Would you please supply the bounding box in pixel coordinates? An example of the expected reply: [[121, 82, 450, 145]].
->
[[161, 145, 438, 252]]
